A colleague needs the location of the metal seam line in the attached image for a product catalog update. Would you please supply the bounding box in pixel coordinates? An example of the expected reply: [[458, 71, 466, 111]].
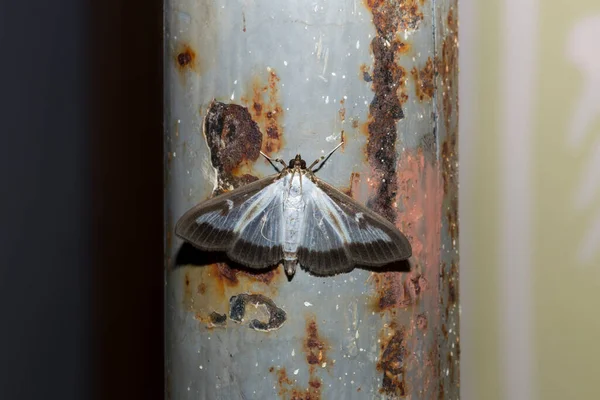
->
[[500, 0, 538, 399]]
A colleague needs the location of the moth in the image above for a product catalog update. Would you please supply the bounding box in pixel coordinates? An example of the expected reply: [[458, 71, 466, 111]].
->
[[175, 143, 412, 278]]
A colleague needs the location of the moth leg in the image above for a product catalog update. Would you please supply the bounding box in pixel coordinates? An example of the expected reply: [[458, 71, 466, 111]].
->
[[260, 151, 287, 169], [309, 141, 344, 172]]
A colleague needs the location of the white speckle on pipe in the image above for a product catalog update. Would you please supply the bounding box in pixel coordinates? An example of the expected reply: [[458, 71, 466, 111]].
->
[[294, 369, 299, 375], [304, 301, 313, 307]]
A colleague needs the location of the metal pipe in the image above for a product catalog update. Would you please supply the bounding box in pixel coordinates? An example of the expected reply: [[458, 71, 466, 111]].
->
[[165, 1, 459, 398]]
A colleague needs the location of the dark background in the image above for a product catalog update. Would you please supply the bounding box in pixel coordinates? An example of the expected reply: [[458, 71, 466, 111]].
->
[[1, 0, 163, 399]]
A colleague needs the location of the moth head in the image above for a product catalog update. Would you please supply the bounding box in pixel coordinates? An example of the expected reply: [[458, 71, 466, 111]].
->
[[288, 154, 306, 169], [283, 259, 297, 277]]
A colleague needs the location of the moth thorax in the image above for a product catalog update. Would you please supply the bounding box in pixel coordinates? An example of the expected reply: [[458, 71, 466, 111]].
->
[[283, 259, 297, 277]]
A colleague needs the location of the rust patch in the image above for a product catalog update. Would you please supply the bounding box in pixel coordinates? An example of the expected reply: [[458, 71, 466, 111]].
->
[[204, 100, 262, 193], [416, 313, 428, 331], [342, 172, 361, 197], [371, 270, 425, 311], [271, 367, 321, 400], [229, 293, 287, 332], [441, 137, 457, 196], [197, 282, 206, 295], [338, 98, 346, 122], [238, 267, 280, 284], [360, 63, 373, 82], [377, 323, 407, 397], [241, 69, 284, 156], [175, 44, 197, 72], [446, 197, 458, 241], [216, 263, 239, 286], [448, 262, 458, 305], [351, 118, 359, 129], [411, 57, 435, 101], [304, 317, 328, 368], [365, 0, 424, 33]]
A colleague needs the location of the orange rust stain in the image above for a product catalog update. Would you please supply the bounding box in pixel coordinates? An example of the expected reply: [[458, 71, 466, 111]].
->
[[348, 172, 361, 198], [197, 282, 206, 295], [175, 44, 198, 73], [304, 317, 328, 369], [416, 313, 428, 331], [179, 261, 281, 329], [270, 366, 322, 400], [216, 262, 239, 286], [338, 99, 346, 122], [241, 69, 284, 156], [411, 57, 435, 101], [351, 118, 359, 129], [359, 63, 372, 83]]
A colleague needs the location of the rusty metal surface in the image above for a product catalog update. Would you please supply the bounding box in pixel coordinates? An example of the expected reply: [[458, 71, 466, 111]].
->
[[165, 1, 459, 399]]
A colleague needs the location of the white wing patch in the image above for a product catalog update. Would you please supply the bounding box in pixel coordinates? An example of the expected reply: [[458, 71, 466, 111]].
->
[[194, 180, 285, 248], [301, 179, 391, 246]]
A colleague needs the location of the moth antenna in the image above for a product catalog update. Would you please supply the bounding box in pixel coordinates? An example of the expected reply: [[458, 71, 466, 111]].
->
[[309, 140, 344, 172], [260, 151, 287, 170]]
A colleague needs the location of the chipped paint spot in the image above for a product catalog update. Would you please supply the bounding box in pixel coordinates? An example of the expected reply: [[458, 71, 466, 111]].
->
[[208, 311, 227, 326], [229, 293, 286, 331]]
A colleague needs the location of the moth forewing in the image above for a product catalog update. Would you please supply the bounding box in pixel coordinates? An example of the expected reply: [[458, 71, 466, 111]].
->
[[311, 176, 412, 263], [174, 174, 280, 254]]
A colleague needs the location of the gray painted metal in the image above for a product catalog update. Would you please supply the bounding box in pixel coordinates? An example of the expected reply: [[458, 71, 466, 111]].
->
[[165, 1, 459, 399]]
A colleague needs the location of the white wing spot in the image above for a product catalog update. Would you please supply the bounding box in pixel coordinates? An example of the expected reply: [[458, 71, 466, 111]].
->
[[355, 212, 364, 224]]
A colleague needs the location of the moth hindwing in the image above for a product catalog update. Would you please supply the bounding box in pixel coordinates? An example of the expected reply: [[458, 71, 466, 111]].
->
[[175, 153, 412, 278]]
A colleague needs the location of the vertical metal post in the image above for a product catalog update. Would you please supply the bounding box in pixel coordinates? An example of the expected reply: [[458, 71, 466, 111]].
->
[[164, 1, 459, 398]]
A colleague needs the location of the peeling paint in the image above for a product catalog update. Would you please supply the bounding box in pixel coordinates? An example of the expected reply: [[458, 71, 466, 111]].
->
[[229, 293, 287, 332], [204, 100, 263, 193]]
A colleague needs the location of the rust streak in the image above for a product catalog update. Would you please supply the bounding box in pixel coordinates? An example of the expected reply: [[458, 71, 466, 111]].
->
[[363, 0, 416, 223]]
